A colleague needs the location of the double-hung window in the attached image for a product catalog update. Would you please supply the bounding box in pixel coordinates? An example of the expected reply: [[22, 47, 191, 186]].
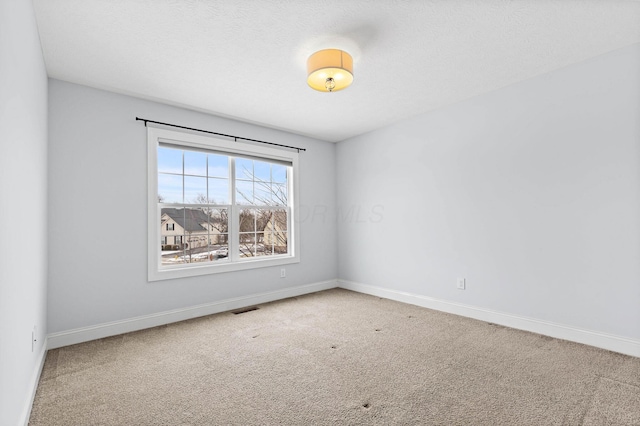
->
[[147, 127, 299, 281]]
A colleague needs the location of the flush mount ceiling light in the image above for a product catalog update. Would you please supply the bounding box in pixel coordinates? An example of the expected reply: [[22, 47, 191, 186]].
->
[[307, 49, 353, 92]]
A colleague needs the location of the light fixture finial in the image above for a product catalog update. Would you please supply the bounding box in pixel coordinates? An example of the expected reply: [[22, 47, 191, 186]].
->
[[325, 77, 336, 92]]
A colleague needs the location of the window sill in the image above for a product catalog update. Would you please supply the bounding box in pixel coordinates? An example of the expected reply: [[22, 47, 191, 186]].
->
[[148, 255, 299, 281]]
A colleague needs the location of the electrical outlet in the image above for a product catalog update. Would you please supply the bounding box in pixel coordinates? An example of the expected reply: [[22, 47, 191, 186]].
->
[[456, 278, 466, 290], [280, 268, 286, 278]]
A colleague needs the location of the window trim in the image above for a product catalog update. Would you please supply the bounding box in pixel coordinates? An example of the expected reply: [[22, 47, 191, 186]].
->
[[147, 126, 300, 281]]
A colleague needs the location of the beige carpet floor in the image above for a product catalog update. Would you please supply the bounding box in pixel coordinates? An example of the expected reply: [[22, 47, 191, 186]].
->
[[30, 289, 640, 425]]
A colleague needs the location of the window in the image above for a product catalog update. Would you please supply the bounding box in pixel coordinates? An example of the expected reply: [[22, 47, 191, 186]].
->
[[148, 127, 299, 281]]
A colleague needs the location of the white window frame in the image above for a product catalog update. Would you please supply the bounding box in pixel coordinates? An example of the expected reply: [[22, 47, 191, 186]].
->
[[147, 126, 300, 281]]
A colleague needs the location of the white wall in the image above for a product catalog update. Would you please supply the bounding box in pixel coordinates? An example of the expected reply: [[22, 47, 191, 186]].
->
[[48, 79, 337, 334], [337, 44, 640, 340], [0, 0, 49, 424]]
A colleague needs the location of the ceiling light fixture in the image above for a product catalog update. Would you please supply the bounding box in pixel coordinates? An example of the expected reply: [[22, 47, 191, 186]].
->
[[307, 49, 353, 92]]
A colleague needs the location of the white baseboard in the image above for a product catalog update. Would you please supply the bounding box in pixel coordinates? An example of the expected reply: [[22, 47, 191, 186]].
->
[[338, 279, 640, 358], [48, 279, 338, 349], [46, 277, 640, 357], [20, 338, 48, 426]]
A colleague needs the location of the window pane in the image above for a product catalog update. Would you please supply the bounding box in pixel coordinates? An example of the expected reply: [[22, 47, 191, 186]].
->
[[263, 233, 275, 256], [254, 232, 266, 256], [272, 164, 287, 183], [254, 209, 273, 233], [262, 208, 288, 256], [264, 231, 288, 254], [184, 150, 207, 177], [160, 208, 183, 248], [158, 147, 182, 174], [161, 250, 188, 266], [209, 208, 228, 234], [208, 154, 228, 178], [236, 158, 253, 180], [238, 233, 256, 258], [176, 207, 211, 264], [273, 209, 288, 232], [274, 232, 288, 254], [254, 161, 270, 182], [262, 237, 274, 256], [208, 178, 229, 204], [184, 176, 207, 204], [160, 208, 185, 266], [210, 234, 228, 245], [254, 182, 272, 206], [185, 233, 208, 260], [236, 180, 254, 205], [158, 173, 183, 203], [208, 208, 228, 262], [239, 209, 256, 232], [272, 184, 287, 205], [182, 207, 210, 235], [211, 238, 229, 261]]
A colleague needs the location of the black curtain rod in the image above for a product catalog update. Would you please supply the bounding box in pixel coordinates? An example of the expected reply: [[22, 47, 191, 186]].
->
[[135, 117, 306, 152]]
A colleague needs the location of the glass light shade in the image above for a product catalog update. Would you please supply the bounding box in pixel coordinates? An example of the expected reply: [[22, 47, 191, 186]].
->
[[307, 49, 354, 92]]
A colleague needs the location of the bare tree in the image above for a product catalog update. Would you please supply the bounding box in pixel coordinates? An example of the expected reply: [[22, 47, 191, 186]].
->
[[235, 164, 288, 256]]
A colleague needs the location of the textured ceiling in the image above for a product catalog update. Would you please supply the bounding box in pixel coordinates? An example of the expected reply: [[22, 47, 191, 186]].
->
[[33, 1, 640, 142]]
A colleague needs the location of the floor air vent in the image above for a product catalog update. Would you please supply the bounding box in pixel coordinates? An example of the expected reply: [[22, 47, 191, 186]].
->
[[232, 306, 259, 315]]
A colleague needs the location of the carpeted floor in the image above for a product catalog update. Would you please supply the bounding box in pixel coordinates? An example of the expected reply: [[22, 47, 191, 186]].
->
[[30, 289, 640, 425]]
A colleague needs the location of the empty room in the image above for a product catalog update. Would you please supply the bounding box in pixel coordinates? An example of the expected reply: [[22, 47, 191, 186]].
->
[[2, 1, 640, 425]]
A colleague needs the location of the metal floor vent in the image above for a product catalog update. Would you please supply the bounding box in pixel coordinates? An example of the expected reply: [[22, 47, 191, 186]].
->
[[232, 306, 259, 315]]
